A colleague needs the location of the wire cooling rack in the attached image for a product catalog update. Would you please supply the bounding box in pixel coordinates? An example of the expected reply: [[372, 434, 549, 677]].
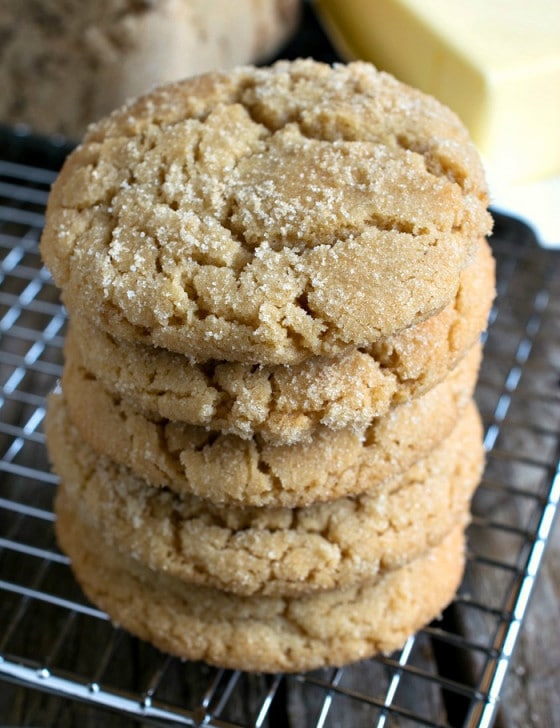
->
[[1, 134, 559, 726]]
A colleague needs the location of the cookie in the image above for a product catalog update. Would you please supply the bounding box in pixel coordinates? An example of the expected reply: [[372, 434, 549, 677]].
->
[[47, 395, 482, 596], [60, 340, 481, 507], [40, 59, 492, 365], [55, 496, 466, 673], [68, 237, 494, 444], [0, 0, 300, 139]]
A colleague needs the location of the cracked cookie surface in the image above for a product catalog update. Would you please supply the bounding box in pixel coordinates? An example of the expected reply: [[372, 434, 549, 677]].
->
[[68, 237, 494, 443], [55, 496, 466, 673], [40, 59, 492, 364], [60, 340, 481, 507], [47, 397, 482, 597]]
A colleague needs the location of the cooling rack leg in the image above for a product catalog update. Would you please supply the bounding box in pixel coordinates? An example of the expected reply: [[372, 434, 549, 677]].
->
[[430, 605, 477, 726]]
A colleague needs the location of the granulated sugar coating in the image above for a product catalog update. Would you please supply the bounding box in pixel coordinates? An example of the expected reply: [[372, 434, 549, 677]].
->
[[55, 495, 467, 673], [59, 341, 481, 508], [66, 238, 494, 444], [40, 59, 492, 364], [46, 394, 482, 598]]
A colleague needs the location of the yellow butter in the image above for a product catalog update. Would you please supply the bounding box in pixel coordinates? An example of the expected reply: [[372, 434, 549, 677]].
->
[[315, 0, 560, 184]]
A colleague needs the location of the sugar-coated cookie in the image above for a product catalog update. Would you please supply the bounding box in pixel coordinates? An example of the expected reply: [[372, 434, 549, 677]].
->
[[60, 341, 481, 507], [40, 59, 491, 364], [47, 397, 482, 596], [55, 496, 466, 673], [68, 237, 494, 444]]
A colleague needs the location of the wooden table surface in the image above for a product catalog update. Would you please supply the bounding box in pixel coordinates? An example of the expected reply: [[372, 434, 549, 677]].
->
[[497, 524, 560, 727]]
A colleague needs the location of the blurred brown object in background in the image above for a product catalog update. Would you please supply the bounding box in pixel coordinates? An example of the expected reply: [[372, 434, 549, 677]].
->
[[0, 0, 300, 140]]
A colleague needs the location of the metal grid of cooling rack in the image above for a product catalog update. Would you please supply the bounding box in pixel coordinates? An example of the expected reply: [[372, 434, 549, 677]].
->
[[0, 149, 559, 728]]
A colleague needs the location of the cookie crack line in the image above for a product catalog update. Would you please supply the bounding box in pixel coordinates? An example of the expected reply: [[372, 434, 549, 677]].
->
[[65, 236, 494, 446], [102, 115, 452, 261], [60, 341, 481, 513], [49, 389, 481, 598], [41, 59, 491, 364]]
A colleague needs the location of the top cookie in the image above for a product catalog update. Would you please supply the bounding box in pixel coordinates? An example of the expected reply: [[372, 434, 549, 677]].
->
[[40, 59, 492, 364]]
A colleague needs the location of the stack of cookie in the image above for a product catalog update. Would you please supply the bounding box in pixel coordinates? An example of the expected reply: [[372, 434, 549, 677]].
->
[[40, 59, 494, 673]]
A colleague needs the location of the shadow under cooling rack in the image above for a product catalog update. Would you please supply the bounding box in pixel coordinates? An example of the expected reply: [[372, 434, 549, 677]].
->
[[0, 144, 559, 727]]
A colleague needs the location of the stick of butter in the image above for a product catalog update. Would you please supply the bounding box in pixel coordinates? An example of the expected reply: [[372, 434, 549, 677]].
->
[[315, 0, 560, 185]]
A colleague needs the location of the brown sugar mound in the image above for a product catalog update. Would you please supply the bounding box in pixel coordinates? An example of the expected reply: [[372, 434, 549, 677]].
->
[[0, 0, 301, 139]]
